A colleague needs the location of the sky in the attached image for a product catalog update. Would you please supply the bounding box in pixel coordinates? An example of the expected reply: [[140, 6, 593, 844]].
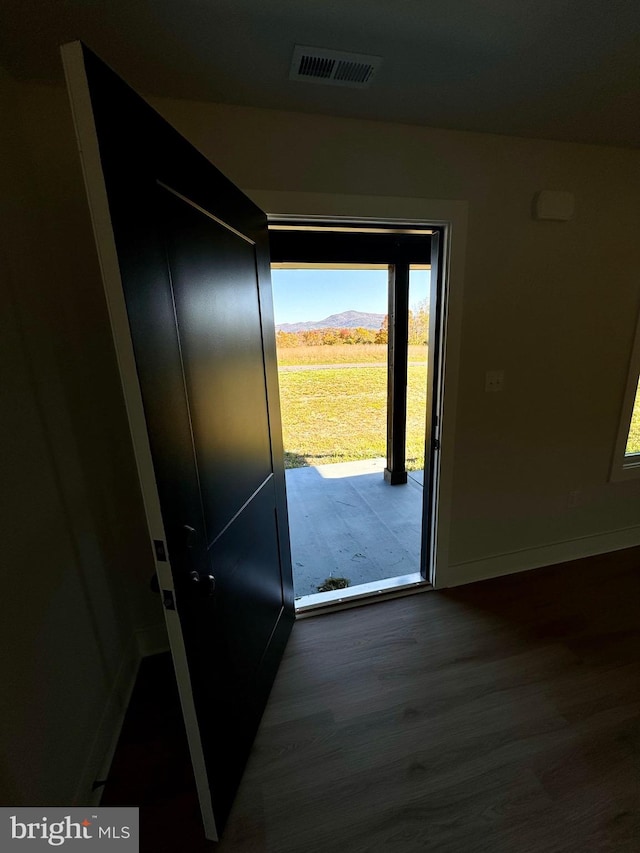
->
[[271, 268, 430, 325]]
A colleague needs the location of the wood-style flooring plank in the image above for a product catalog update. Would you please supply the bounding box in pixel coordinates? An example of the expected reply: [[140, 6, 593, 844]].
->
[[218, 547, 640, 853], [103, 546, 640, 852]]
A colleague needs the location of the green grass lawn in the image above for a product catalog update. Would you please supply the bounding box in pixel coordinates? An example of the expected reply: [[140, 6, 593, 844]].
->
[[278, 361, 428, 469]]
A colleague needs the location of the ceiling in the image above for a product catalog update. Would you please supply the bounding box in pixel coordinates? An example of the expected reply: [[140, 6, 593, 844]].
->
[[1, 0, 639, 147]]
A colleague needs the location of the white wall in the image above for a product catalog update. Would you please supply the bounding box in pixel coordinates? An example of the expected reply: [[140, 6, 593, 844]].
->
[[0, 70, 164, 805], [153, 97, 640, 579]]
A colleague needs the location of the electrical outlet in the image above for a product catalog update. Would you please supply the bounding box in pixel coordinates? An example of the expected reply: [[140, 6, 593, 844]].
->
[[485, 370, 505, 392]]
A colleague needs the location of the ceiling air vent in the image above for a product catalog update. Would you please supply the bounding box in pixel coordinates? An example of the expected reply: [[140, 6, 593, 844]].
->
[[289, 46, 381, 89]]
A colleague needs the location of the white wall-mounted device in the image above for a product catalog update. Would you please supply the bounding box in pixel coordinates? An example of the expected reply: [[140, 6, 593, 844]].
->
[[533, 191, 575, 221]]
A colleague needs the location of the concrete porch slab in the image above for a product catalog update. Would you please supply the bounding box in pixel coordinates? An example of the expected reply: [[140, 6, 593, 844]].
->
[[284, 458, 424, 598]]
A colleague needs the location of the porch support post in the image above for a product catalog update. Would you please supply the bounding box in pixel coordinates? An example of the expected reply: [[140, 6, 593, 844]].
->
[[384, 263, 409, 485]]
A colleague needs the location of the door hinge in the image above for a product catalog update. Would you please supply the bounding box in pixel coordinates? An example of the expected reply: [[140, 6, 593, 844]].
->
[[153, 539, 168, 561], [433, 438, 440, 451], [162, 589, 176, 611]]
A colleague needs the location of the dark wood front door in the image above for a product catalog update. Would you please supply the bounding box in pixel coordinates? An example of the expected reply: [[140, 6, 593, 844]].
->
[[63, 42, 294, 840]]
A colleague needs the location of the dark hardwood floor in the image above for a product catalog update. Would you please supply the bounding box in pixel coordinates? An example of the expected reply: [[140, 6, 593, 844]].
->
[[104, 547, 640, 852]]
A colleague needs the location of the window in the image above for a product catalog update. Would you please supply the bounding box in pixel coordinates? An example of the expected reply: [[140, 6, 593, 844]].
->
[[611, 308, 640, 481], [625, 379, 640, 457]]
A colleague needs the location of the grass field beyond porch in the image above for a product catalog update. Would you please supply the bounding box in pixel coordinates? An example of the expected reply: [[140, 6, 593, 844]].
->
[[278, 360, 428, 469], [277, 343, 426, 366]]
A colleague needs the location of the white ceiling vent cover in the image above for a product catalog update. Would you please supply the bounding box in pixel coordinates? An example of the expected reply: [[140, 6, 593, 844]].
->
[[289, 46, 381, 89]]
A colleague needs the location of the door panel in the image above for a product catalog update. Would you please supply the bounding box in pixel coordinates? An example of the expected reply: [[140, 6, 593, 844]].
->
[[159, 184, 274, 539], [210, 479, 285, 686], [62, 41, 294, 840]]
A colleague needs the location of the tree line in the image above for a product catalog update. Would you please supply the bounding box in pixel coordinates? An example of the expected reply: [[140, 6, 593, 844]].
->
[[277, 301, 428, 348]]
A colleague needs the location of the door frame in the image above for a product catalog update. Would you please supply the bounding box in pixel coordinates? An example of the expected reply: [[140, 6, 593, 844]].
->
[[248, 190, 468, 589]]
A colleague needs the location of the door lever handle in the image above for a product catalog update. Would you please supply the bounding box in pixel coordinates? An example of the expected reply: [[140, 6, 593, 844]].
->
[[189, 570, 215, 597], [183, 525, 215, 597], [184, 525, 201, 584]]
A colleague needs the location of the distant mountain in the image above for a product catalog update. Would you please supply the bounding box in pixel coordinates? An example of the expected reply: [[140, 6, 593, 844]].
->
[[276, 310, 386, 333]]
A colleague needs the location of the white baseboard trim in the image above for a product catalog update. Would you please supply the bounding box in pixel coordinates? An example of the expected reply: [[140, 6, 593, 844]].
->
[[74, 622, 170, 806], [74, 637, 140, 806], [136, 621, 170, 658], [443, 525, 640, 588]]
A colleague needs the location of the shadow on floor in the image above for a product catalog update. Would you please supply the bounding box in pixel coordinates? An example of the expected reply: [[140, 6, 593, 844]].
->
[[101, 653, 212, 852]]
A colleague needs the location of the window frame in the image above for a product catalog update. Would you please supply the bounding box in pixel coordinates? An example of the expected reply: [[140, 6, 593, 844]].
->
[[610, 304, 640, 481]]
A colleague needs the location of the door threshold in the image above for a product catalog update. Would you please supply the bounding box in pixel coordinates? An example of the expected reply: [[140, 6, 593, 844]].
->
[[294, 572, 432, 618]]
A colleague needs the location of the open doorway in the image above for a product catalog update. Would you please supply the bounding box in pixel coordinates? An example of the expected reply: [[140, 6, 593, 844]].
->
[[269, 223, 444, 612]]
